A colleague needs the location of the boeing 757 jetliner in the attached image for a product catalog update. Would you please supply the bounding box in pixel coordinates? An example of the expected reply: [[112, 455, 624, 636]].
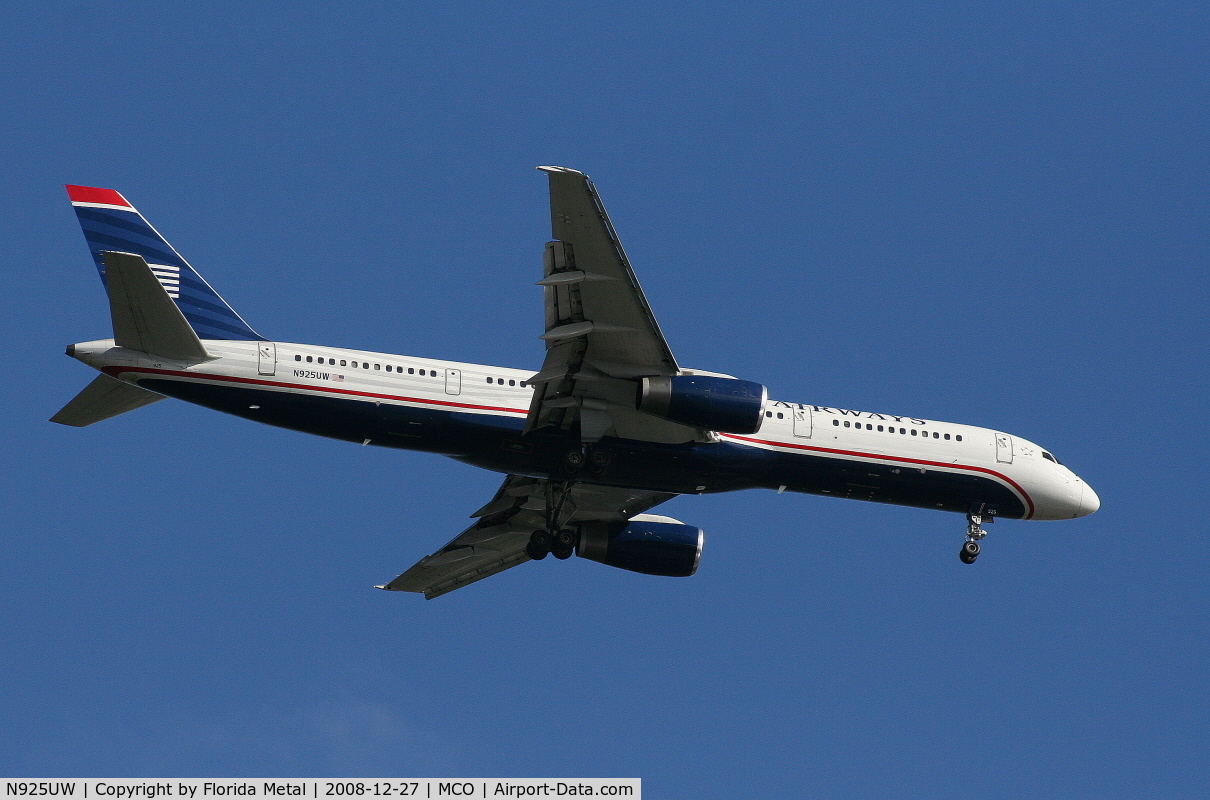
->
[[54, 167, 1099, 597]]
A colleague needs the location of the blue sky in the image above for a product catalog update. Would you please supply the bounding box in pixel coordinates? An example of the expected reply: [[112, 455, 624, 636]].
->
[[3, 2, 1208, 796]]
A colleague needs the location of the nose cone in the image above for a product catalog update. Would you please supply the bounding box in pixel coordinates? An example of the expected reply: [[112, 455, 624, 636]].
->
[[1078, 483, 1101, 517]]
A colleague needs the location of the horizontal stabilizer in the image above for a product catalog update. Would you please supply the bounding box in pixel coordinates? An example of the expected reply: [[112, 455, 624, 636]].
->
[[50, 374, 164, 427], [104, 251, 212, 362]]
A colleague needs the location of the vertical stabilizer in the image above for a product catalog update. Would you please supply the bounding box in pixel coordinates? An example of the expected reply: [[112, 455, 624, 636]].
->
[[66, 185, 264, 341]]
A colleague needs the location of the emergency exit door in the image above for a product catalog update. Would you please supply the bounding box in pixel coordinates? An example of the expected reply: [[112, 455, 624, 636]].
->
[[445, 368, 461, 395]]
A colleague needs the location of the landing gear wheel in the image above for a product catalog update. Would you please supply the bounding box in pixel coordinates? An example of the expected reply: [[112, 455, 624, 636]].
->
[[552, 529, 577, 559], [526, 530, 552, 560], [960, 540, 980, 564], [587, 449, 610, 476]]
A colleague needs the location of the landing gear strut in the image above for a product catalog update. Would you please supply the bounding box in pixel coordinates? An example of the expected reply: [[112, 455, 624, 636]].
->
[[527, 479, 580, 561], [960, 513, 988, 564]]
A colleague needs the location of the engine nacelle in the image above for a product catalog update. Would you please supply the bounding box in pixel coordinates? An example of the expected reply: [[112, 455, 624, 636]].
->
[[577, 516, 704, 577], [637, 375, 767, 434]]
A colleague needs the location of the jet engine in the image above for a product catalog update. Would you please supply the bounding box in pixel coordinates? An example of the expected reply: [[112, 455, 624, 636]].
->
[[577, 515, 704, 577], [636, 375, 767, 434]]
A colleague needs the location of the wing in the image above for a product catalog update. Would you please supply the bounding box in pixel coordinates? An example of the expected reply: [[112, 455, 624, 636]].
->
[[381, 169, 689, 598], [378, 474, 675, 599], [529, 167, 706, 444]]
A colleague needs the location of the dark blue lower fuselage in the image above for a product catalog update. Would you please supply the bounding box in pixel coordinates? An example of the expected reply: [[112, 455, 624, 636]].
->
[[140, 377, 1027, 519]]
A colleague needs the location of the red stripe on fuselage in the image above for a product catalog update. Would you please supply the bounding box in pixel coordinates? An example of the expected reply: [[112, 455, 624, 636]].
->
[[99, 367, 1033, 518], [101, 366, 529, 416], [721, 433, 1035, 519]]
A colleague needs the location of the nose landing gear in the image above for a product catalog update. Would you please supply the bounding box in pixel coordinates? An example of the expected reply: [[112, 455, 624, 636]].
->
[[960, 512, 989, 564]]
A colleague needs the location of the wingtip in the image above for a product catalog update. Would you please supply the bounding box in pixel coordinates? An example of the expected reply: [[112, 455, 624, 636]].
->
[[536, 165, 585, 176]]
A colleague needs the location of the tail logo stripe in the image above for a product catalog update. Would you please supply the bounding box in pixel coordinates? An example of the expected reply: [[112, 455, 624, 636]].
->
[[149, 264, 181, 298]]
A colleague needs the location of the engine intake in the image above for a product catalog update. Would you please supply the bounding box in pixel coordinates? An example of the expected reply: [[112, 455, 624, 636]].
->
[[637, 375, 767, 434], [577, 517, 704, 577]]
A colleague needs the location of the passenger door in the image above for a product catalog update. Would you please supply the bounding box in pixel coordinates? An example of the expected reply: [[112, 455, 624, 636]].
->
[[257, 342, 276, 376], [995, 432, 1014, 463], [445, 368, 461, 395], [792, 406, 812, 438]]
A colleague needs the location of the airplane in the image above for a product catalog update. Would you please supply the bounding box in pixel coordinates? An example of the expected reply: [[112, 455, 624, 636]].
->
[[53, 166, 1100, 598]]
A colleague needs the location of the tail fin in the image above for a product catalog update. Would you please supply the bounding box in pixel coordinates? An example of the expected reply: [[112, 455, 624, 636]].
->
[[66, 185, 264, 341]]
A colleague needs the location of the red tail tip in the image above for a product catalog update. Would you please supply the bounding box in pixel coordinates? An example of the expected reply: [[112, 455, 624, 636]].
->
[[65, 185, 132, 207]]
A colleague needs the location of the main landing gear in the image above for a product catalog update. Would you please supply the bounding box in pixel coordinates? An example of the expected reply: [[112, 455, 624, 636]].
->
[[526, 528, 578, 560], [525, 477, 580, 561], [960, 513, 988, 564]]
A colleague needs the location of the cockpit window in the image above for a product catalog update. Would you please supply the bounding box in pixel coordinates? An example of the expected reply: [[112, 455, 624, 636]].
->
[[1042, 451, 1062, 465]]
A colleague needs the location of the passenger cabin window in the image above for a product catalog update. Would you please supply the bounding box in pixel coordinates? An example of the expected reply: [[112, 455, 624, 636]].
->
[[295, 355, 301, 361]]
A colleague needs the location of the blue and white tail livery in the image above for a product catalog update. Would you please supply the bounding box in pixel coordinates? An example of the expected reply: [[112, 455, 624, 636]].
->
[[54, 169, 1099, 598], [66, 185, 263, 341]]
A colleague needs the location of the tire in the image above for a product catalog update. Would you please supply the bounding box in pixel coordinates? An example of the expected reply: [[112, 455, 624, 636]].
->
[[527, 530, 552, 560], [552, 528, 577, 559]]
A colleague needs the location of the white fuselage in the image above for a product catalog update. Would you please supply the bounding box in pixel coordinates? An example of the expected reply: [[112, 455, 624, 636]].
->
[[68, 337, 1100, 524]]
